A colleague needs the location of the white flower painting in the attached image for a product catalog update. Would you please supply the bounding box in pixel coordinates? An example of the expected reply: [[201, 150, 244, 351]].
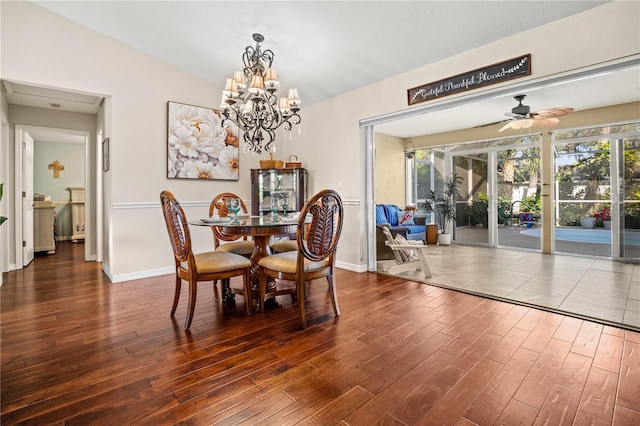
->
[[167, 101, 239, 180]]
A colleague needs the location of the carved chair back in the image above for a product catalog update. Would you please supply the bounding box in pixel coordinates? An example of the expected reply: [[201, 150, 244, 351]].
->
[[297, 189, 343, 262], [160, 190, 192, 266], [209, 192, 250, 245]]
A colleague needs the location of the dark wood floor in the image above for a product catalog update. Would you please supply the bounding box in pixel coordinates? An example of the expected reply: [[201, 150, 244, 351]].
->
[[2, 242, 639, 425]]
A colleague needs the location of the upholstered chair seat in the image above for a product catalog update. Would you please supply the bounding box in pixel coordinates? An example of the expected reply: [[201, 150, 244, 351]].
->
[[215, 240, 255, 256], [269, 239, 298, 254], [188, 251, 252, 272], [258, 251, 331, 274]]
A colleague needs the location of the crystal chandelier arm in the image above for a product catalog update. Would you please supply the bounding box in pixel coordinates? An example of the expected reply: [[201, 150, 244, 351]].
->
[[280, 112, 301, 131], [222, 106, 255, 132]]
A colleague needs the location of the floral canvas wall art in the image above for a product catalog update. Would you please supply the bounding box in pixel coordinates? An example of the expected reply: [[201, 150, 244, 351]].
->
[[167, 101, 239, 180]]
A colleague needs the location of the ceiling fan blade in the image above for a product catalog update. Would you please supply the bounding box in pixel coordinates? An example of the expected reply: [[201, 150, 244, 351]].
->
[[531, 107, 574, 119]]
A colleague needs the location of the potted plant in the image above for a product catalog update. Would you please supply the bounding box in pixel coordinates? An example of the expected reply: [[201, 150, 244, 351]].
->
[[580, 211, 596, 229], [594, 206, 611, 229], [580, 217, 596, 229], [425, 174, 461, 245]]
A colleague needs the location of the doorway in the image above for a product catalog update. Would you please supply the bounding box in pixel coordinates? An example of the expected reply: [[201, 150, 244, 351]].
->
[[14, 125, 93, 265], [2, 80, 106, 272]]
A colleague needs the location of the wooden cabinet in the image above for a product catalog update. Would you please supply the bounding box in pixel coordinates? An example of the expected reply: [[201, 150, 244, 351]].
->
[[34, 201, 56, 253], [251, 168, 307, 216], [68, 187, 85, 241]]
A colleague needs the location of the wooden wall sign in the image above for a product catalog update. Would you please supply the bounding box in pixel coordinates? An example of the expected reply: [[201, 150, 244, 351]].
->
[[407, 54, 531, 106]]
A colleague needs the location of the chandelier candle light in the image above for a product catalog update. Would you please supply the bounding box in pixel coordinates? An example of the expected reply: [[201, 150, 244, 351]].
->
[[221, 33, 301, 154]]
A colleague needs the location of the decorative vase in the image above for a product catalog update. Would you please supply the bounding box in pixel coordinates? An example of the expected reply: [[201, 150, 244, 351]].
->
[[603, 220, 612, 230], [438, 233, 451, 245], [580, 217, 596, 229]]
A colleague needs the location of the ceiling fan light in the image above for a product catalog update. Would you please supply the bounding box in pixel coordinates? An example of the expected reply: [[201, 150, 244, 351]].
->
[[499, 118, 533, 132], [511, 119, 534, 129]]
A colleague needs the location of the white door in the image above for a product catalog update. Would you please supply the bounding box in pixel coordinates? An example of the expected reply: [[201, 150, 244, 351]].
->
[[22, 131, 34, 266]]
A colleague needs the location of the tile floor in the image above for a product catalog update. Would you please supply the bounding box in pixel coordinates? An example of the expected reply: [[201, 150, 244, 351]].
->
[[378, 244, 640, 331]]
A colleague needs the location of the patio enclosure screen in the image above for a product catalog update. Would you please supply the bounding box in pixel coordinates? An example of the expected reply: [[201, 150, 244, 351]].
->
[[553, 122, 640, 260], [408, 122, 640, 261], [410, 135, 542, 249]]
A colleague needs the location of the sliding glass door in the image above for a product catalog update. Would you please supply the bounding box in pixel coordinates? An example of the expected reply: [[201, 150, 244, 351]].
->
[[553, 122, 640, 261], [619, 134, 640, 260], [443, 136, 541, 248], [451, 153, 489, 245], [554, 139, 612, 257], [404, 123, 639, 261], [496, 145, 542, 251]]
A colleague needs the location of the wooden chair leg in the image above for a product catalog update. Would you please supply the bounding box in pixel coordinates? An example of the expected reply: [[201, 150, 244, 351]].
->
[[185, 280, 197, 330], [171, 274, 181, 317], [327, 273, 340, 317], [297, 276, 307, 329], [243, 269, 252, 315], [212, 279, 220, 300]]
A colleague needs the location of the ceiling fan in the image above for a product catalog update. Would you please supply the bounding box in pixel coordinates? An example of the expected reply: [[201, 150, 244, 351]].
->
[[498, 94, 574, 132]]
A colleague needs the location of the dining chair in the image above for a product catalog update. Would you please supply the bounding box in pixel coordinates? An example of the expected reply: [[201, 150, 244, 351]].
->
[[270, 214, 310, 253], [160, 190, 253, 330], [258, 189, 343, 329], [210, 193, 255, 256], [269, 238, 298, 253]]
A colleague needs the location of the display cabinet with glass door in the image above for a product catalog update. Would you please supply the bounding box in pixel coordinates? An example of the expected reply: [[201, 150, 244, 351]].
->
[[250, 168, 307, 216]]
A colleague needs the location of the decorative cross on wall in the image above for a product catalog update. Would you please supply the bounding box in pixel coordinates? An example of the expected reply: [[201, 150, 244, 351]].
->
[[48, 160, 64, 179]]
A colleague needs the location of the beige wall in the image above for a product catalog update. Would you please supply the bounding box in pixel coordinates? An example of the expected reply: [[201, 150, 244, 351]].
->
[[2, 1, 638, 278], [303, 1, 638, 268], [1, 1, 257, 279], [374, 133, 406, 206]]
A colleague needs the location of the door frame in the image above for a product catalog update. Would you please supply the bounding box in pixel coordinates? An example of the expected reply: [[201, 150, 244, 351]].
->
[[14, 125, 93, 267]]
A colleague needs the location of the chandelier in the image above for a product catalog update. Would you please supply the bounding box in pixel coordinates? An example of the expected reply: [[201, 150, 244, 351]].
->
[[220, 33, 301, 154]]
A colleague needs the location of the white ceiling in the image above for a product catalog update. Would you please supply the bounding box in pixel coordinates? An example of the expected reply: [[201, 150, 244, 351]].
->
[[6, 1, 639, 138]]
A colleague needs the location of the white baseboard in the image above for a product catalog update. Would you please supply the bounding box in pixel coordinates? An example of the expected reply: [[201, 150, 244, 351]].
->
[[107, 263, 367, 284], [108, 266, 174, 283], [336, 261, 368, 273]]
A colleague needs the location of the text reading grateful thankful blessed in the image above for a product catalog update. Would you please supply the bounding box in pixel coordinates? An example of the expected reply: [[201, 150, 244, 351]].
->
[[407, 54, 531, 106]]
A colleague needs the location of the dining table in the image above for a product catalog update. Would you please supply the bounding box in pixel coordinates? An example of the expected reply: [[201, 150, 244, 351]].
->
[[191, 214, 300, 304]]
